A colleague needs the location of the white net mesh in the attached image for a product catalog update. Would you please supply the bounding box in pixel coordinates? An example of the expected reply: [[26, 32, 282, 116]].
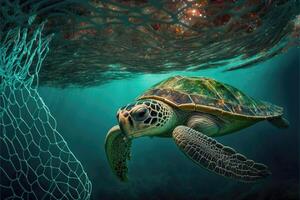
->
[[0, 20, 92, 199]]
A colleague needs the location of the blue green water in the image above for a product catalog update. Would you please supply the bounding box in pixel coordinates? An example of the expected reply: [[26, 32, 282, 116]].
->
[[38, 48, 299, 200], [0, 1, 299, 199]]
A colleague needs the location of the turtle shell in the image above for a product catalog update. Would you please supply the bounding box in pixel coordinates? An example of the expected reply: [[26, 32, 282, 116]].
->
[[138, 76, 283, 119]]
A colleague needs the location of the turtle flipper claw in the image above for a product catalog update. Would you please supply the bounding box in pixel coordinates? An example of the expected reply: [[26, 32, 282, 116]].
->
[[172, 125, 271, 182]]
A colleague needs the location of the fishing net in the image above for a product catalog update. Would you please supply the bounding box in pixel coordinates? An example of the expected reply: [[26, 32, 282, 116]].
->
[[0, 0, 299, 87], [0, 19, 92, 199]]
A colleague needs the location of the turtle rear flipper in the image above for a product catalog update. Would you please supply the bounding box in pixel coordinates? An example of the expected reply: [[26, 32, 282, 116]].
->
[[105, 125, 132, 181], [172, 125, 271, 182], [268, 117, 289, 129]]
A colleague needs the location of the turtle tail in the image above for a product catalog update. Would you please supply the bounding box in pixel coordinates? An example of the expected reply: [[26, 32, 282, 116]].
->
[[268, 117, 289, 129]]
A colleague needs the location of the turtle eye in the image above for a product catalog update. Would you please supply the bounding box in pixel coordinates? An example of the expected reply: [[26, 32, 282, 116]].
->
[[132, 107, 149, 121]]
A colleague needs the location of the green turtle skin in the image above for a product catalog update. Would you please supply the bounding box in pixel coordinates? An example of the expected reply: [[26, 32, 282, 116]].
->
[[105, 76, 289, 183], [139, 75, 283, 119]]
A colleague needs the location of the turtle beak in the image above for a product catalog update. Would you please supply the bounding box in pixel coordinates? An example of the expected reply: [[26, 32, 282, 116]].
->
[[119, 121, 126, 135], [117, 110, 133, 138]]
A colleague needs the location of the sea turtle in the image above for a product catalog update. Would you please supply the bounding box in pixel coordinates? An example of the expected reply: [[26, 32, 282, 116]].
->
[[105, 76, 289, 182]]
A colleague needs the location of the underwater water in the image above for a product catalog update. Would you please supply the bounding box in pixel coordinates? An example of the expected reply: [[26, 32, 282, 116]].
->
[[38, 48, 299, 200], [0, 0, 299, 200]]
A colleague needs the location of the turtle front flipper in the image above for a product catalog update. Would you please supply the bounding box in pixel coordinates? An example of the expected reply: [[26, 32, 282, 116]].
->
[[105, 125, 132, 181], [172, 126, 271, 182]]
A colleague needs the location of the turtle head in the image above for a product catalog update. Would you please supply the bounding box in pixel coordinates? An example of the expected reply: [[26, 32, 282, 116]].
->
[[117, 99, 176, 138]]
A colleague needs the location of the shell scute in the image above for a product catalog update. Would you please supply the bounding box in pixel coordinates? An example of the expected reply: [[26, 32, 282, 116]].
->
[[138, 76, 283, 119]]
